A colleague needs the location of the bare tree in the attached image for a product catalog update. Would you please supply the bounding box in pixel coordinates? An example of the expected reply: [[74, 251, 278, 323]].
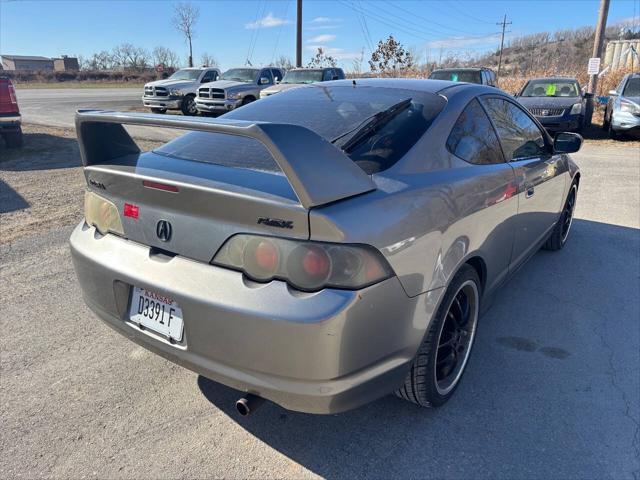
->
[[200, 52, 218, 67], [275, 55, 293, 70], [369, 35, 413, 75], [112, 43, 150, 71], [307, 48, 337, 68], [172, 2, 200, 67], [153, 46, 180, 69]]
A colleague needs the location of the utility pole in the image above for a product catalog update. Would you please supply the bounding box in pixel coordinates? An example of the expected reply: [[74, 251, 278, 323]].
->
[[496, 14, 512, 80], [587, 0, 610, 94], [296, 0, 302, 68]]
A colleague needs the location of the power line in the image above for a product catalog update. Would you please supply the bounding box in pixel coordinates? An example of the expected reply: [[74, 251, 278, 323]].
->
[[246, 0, 263, 65], [247, 0, 268, 65], [357, 0, 375, 52], [271, 0, 291, 64], [447, 1, 496, 25], [385, 0, 490, 36]]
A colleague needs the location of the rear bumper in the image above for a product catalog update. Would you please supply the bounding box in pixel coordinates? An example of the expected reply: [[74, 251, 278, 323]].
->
[[195, 98, 241, 113], [142, 96, 182, 110], [70, 222, 438, 413], [0, 114, 21, 130]]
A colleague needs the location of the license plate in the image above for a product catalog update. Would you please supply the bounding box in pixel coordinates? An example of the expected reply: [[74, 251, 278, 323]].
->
[[129, 287, 184, 341]]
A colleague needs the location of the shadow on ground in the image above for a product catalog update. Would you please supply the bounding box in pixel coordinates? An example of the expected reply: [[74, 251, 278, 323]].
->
[[0, 179, 30, 213], [197, 218, 640, 479], [0, 132, 81, 171]]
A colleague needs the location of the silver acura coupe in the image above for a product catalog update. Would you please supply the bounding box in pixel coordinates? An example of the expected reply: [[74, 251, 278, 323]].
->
[[70, 79, 581, 415]]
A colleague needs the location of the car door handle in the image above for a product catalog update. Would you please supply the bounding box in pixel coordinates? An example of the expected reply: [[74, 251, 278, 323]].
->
[[525, 185, 535, 198]]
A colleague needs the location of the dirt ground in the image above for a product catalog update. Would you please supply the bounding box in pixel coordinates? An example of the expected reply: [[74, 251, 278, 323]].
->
[[0, 124, 161, 245]]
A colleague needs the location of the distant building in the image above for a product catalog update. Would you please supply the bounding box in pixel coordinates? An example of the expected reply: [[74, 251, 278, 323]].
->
[[1, 55, 54, 71], [53, 56, 80, 71], [604, 40, 640, 71]]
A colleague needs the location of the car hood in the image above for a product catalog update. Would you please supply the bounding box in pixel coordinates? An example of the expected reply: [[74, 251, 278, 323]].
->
[[517, 96, 582, 109], [145, 79, 195, 89], [620, 95, 640, 106], [200, 80, 255, 91], [262, 83, 306, 94]]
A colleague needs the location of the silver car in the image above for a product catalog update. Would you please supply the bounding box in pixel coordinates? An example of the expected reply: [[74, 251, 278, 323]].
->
[[71, 79, 581, 415], [603, 72, 640, 139]]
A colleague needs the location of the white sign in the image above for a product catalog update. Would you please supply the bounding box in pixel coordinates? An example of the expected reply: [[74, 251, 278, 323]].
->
[[587, 57, 601, 75]]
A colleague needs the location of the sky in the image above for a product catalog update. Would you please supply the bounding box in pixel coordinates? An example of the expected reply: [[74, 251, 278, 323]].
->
[[1, 0, 639, 70]]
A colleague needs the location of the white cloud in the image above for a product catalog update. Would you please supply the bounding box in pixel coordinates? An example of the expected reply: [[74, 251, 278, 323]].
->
[[245, 13, 291, 29], [307, 34, 336, 43], [305, 45, 361, 61], [310, 16, 332, 23], [425, 33, 502, 49]]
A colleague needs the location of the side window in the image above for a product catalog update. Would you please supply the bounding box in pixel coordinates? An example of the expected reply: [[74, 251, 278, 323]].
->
[[261, 69, 274, 84], [482, 97, 547, 161], [323, 69, 333, 81], [201, 70, 217, 83], [335, 69, 345, 80], [271, 68, 282, 82], [446, 98, 504, 165]]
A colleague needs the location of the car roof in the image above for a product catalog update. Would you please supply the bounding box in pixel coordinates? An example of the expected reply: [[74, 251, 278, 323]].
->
[[290, 68, 334, 72], [324, 77, 493, 94], [527, 76, 579, 82], [432, 67, 493, 72]]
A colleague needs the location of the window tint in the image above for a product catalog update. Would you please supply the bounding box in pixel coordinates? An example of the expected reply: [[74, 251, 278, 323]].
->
[[446, 99, 504, 165], [623, 77, 640, 97], [322, 69, 333, 81], [201, 70, 217, 83], [261, 69, 274, 84], [334, 68, 345, 79], [482, 97, 547, 161], [271, 68, 283, 82]]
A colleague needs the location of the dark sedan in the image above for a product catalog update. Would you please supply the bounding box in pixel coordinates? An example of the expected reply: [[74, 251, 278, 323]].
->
[[516, 77, 585, 133]]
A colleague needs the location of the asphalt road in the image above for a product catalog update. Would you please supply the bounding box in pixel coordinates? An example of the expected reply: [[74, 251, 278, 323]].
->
[[15, 88, 180, 142], [1, 138, 639, 478]]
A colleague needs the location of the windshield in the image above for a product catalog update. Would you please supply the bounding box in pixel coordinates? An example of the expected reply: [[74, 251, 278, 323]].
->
[[521, 80, 580, 97], [281, 70, 324, 84], [169, 69, 202, 81], [429, 70, 481, 84], [220, 69, 258, 83], [623, 78, 640, 97]]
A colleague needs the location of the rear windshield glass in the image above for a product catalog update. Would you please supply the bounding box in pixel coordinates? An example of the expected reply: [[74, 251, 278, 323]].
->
[[521, 80, 580, 97], [623, 77, 640, 97], [155, 85, 445, 174], [430, 70, 481, 84], [281, 70, 324, 84]]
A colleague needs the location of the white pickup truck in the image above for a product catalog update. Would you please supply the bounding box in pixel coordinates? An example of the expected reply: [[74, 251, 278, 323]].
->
[[142, 67, 221, 115]]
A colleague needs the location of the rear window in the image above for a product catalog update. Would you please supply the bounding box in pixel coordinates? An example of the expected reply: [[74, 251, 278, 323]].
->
[[430, 70, 482, 84], [157, 85, 446, 174]]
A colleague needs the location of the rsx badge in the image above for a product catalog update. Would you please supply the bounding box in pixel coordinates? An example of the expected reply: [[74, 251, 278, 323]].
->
[[257, 217, 294, 229]]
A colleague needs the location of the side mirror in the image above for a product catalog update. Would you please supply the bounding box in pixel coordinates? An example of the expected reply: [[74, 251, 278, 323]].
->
[[553, 132, 583, 154], [608, 90, 618, 96], [259, 77, 270, 85]]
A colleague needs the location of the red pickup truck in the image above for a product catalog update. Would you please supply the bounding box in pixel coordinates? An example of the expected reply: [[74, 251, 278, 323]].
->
[[0, 77, 23, 148]]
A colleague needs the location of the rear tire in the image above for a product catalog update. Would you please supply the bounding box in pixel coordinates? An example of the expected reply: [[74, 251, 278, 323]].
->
[[395, 264, 481, 408], [241, 96, 255, 107], [543, 182, 577, 251], [3, 127, 23, 148], [180, 95, 197, 116], [608, 122, 619, 140]]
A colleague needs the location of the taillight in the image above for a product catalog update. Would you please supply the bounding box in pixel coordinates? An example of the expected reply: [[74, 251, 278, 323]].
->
[[213, 234, 394, 291], [84, 191, 124, 235]]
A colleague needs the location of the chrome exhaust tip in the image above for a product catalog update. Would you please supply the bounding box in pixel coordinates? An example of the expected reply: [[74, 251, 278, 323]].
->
[[235, 394, 265, 416]]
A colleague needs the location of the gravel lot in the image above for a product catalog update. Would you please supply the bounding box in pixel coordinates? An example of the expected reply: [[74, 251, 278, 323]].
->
[[1, 125, 639, 479]]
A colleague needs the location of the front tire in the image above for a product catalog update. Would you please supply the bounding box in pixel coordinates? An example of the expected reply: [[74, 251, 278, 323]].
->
[[395, 264, 481, 408], [543, 182, 577, 251], [180, 95, 197, 116], [151, 108, 167, 114]]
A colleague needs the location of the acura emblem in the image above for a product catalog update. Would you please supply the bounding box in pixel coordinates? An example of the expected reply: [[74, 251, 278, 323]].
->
[[542, 109, 549, 116], [156, 219, 172, 242]]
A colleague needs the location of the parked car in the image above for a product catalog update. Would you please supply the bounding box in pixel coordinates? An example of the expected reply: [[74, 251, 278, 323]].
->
[[515, 77, 585, 133], [603, 72, 640, 139], [142, 67, 221, 115], [0, 77, 22, 148], [429, 67, 497, 86], [195, 67, 284, 114], [260, 67, 345, 98], [71, 79, 581, 414]]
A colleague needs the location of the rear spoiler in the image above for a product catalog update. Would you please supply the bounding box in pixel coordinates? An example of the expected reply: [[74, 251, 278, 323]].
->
[[75, 110, 376, 209]]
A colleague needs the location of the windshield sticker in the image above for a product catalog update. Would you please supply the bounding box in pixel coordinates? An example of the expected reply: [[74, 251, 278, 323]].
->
[[451, 73, 459, 82], [545, 84, 557, 96]]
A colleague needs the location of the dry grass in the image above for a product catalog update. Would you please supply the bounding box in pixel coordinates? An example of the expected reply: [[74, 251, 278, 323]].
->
[[15, 82, 145, 90]]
